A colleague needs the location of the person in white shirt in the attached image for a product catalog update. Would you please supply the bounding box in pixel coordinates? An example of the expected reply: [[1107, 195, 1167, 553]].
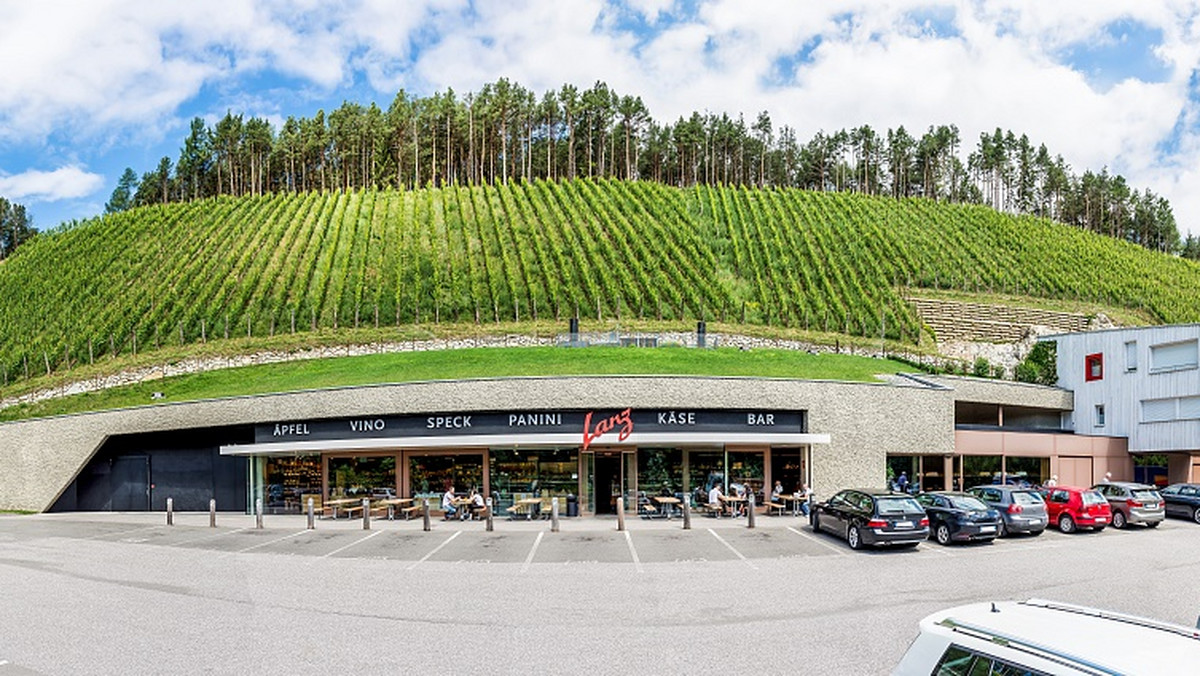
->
[[708, 484, 724, 516], [469, 487, 486, 519], [442, 484, 457, 519]]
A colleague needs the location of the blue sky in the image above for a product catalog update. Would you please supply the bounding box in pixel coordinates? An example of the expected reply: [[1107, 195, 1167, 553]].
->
[[2, 0, 1199, 236]]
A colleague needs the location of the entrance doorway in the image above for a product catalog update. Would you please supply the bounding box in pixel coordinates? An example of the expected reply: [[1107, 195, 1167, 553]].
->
[[111, 455, 150, 511], [593, 454, 622, 514]]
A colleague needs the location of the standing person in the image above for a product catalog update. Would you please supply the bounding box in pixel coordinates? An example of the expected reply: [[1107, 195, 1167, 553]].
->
[[897, 471, 909, 494], [441, 483, 457, 520]]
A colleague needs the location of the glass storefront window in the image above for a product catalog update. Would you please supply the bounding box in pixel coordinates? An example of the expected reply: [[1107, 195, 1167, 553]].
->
[[772, 447, 807, 494], [728, 450, 764, 502], [687, 450, 724, 505], [328, 455, 396, 499], [1004, 457, 1049, 488], [638, 448, 683, 499], [490, 448, 578, 512], [409, 454, 483, 502], [263, 455, 321, 514], [962, 455, 1002, 490]]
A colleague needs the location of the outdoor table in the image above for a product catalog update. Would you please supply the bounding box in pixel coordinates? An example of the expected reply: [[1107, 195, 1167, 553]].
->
[[380, 498, 412, 520], [325, 497, 357, 519], [721, 495, 747, 517], [517, 498, 542, 520], [653, 496, 681, 519]]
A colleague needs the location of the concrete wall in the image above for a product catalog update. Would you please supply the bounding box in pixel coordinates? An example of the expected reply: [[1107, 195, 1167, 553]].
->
[[0, 375, 954, 512]]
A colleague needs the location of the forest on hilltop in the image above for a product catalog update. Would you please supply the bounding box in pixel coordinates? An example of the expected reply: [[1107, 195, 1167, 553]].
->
[[97, 78, 1195, 259]]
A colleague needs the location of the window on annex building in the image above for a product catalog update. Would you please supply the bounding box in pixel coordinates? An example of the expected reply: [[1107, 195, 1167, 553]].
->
[[1150, 339, 1198, 373], [1085, 353, 1103, 381], [1094, 404, 1106, 427]]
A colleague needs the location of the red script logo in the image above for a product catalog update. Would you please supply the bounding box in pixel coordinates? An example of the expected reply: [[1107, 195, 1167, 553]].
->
[[582, 408, 634, 452]]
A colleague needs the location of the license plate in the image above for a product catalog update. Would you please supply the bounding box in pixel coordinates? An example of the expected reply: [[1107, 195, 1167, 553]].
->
[[895, 521, 913, 529], [980, 526, 995, 533], [1095, 517, 1107, 523]]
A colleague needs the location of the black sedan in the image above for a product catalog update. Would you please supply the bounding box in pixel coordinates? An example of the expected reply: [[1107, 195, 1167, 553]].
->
[[916, 491, 1003, 545], [812, 488, 929, 550], [1160, 483, 1200, 523]]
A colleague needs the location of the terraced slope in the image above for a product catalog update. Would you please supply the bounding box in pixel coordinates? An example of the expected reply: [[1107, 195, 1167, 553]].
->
[[1, 179, 1198, 384]]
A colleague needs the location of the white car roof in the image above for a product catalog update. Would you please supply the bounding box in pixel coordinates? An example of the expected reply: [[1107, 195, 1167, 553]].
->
[[903, 599, 1200, 675]]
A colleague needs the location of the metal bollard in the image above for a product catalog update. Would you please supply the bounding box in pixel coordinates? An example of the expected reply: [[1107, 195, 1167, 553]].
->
[[209, 498, 217, 527], [747, 492, 756, 529], [617, 497, 626, 531], [362, 498, 370, 530], [166, 497, 174, 526], [682, 494, 691, 530], [423, 498, 431, 532], [551, 497, 560, 533], [255, 498, 263, 529], [485, 497, 494, 532], [307, 498, 315, 530]]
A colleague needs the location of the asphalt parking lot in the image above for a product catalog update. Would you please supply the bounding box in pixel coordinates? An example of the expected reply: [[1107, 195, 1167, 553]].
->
[[3, 511, 1199, 674]]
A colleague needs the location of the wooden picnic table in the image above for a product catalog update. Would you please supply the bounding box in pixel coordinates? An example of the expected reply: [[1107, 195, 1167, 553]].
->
[[323, 497, 358, 519], [653, 496, 682, 519], [514, 497, 542, 520]]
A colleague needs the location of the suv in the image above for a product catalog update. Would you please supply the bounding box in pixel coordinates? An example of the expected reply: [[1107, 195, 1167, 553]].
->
[[967, 485, 1048, 536], [1041, 485, 1111, 533], [893, 598, 1200, 675], [1092, 481, 1164, 529], [1161, 483, 1200, 523], [915, 491, 1002, 545], [812, 488, 929, 550]]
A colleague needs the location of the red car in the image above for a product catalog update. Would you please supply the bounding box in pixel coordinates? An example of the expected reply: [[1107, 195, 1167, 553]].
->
[[1042, 485, 1111, 533]]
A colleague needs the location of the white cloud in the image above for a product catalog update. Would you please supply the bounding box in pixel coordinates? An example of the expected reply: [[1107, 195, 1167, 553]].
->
[[0, 166, 104, 202], [4, 0, 1200, 235]]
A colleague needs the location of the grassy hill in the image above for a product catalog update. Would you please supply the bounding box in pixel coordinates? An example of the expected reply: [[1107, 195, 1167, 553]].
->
[[2, 179, 1198, 392]]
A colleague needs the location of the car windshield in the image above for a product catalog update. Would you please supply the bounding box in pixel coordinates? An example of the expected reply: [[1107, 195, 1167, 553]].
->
[[1132, 489, 1161, 501], [949, 496, 988, 511], [877, 497, 921, 515], [1013, 491, 1044, 505], [1082, 491, 1107, 505]]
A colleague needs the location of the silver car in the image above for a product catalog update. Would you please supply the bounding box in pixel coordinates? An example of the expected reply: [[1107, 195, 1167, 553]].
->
[[1092, 481, 1164, 528], [966, 485, 1047, 536]]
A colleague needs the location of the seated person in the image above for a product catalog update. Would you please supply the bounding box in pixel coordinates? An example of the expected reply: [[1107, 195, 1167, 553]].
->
[[469, 488, 486, 519], [441, 484, 457, 519], [708, 484, 724, 515], [771, 481, 784, 501]]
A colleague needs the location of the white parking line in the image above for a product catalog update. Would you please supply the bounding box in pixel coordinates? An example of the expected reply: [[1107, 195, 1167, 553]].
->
[[521, 532, 544, 573], [172, 527, 249, 547], [322, 530, 383, 559], [229, 529, 311, 555], [406, 531, 462, 570], [84, 525, 161, 540], [786, 526, 850, 556], [624, 531, 644, 573], [708, 529, 757, 569]]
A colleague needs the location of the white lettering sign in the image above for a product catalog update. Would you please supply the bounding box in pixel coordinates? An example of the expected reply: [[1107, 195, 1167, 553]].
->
[[508, 413, 563, 427], [349, 419, 386, 432], [747, 413, 776, 426], [657, 411, 696, 425], [426, 415, 473, 429], [273, 423, 310, 436]]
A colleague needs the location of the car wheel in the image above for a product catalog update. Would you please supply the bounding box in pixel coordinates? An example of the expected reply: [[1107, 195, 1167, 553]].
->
[[1193, 508, 1200, 525], [935, 523, 952, 546], [1058, 514, 1076, 533], [1112, 511, 1127, 529], [847, 525, 863, 550]]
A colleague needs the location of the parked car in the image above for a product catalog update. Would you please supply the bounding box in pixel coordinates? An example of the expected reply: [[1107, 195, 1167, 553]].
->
[[892, 598, 1200, 675], [915, 491, 1003, 545], [1160, 483, 1200, 523], [1091, 481, 1164, 529], [1040, 485, 1111, 533], [812, 488, 929, 550], [966, 484, 1047, 536]]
